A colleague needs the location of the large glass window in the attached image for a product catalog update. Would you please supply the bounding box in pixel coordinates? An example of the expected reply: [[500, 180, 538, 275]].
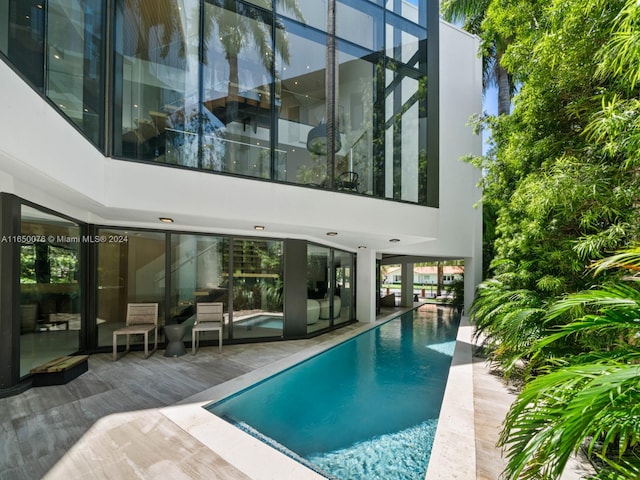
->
[[336, 0, 381, 51], [1, 1, 45, 88], [384, 13, 427, 203], [19, 206, 82, 377], [1, 0, 434, 206], [276, 22, 328, 186], [306, 245, 354, 333], [335, 45, 377, 196], [333, 249, 353, 325], [47, 0, 105, 145], [0, 0, 105, 146], [113, 0, 200, 164], [170, 234, 229, 344], [201, 1, 276, 178], [307, 244, 330, 334], [230, 238, 283, 340], [385, 0, 426, 25], [96, 229, 165, 348]]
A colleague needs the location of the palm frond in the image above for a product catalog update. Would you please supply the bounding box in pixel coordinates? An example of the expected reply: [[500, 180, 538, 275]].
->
[[500, 361, 640, 480]]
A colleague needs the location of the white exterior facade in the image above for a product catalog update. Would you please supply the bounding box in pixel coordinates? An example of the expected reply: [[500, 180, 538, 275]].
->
[[0, 20, 482, 318]]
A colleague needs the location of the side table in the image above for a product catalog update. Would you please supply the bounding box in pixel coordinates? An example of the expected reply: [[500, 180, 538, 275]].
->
[[164, 324, 187, 357]]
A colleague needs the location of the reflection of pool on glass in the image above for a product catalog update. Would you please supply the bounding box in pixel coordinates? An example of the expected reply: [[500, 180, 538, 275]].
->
[[233, 315, 283, 330], [207, 306, 460, 480]]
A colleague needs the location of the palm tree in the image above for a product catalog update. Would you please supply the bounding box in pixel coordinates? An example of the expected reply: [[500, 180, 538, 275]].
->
[[440, 0, 513, 115], [499, 247, 640, 480]]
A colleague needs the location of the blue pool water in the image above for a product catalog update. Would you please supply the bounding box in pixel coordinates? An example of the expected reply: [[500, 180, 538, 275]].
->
[[207, 306, 460, 479]]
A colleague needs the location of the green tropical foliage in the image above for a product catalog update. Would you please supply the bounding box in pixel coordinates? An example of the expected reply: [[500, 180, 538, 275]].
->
[[453, 0, 640, 477], [465, 0, 640, 365], [499, 249, 640, 479]]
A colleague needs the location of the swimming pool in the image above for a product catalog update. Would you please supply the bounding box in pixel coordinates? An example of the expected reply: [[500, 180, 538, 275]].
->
[[207, 306, 460, 479]]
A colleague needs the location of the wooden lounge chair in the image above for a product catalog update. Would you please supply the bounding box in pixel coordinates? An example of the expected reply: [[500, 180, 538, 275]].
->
[[112, 303, 158, 361]]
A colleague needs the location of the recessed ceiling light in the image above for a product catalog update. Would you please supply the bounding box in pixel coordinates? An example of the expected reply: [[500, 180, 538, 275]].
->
[[254, 225, 265, 231], [159, 217, 174, 223], [326, 232, 338, 236], [389, 238, 400, 243]]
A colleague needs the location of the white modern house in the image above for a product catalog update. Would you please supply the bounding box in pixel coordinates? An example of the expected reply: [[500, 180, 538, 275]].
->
[[0, 0, 482, 396]]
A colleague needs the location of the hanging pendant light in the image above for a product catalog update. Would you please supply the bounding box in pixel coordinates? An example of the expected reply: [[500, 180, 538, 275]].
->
[[307, 120, 341, 155]]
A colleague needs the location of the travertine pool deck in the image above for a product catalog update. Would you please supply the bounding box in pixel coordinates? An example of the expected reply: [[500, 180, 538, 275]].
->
[[1, 306, 594, 479]]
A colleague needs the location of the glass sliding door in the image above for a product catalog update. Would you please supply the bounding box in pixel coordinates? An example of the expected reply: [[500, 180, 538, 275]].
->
[[96, 229, 165, 347], [333, 249, 353, 325], [19, 206, 82, 377], [307, 244, 330, 334], [230, 238, 283, 340], [169, 234, 229, 345]]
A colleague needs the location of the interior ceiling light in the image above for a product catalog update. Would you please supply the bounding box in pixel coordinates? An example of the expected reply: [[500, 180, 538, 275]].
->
[[358, 245, 367, 249], [326, 231, 338, 236], [254, 225, 265, 231], [389, 238, 400, 243], [159, 217, 174, 223]]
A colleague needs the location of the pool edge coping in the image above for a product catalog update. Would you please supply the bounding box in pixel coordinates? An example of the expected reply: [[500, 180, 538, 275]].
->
[[425, 315, 476, 480]]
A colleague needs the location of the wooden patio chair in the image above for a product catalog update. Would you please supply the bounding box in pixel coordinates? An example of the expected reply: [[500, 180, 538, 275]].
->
[[192, 302, 223, 354], [112, 303, 158, 361]]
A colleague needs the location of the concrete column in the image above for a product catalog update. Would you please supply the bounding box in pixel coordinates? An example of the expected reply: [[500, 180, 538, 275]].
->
[[464, 190, 484, 314], [401, 262, 414, 307], [464, 255, 482, 316], [356, 248, 377, 322]]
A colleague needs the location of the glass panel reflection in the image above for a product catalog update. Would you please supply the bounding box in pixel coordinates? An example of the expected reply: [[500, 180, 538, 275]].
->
[[2, 1, 45, 89], [333, 249, 353, 325], [19, 206, 81, 377], [201, 1, 275, 178], [170, 234, 229, 345], [47, 0, 104, 145], [335, 46, 376, 196], [307, 244, 330, 334], [114, 0, 200, 164], [276, 22, 328, 186], [231, 238, 283, 339], [97, 229, 165, 347], [1, 0, 105, 146]]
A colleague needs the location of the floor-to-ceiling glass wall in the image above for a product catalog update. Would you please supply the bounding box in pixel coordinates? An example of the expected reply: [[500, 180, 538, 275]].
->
[[333, 249, 353, 325], [19, 205, 82, 377], [169, 234, 229, 345], [384, 11, 427, 203], [201, 0, 275, 178], [307, 244, 330, 334], [0, 0, 105, 147], [306, 244, 355, 333], [275, 16, 328, 186], [112, 0, 200, 164], [334, 0, 381, 196], [96, 229, 165, 347], [230, 238, 284, 340]]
